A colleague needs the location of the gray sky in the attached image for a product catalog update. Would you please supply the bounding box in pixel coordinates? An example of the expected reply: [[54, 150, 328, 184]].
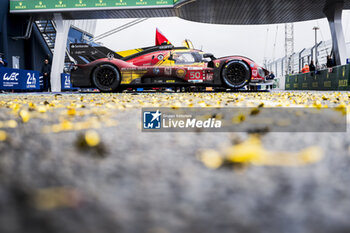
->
[[95, 10, 350, 65]]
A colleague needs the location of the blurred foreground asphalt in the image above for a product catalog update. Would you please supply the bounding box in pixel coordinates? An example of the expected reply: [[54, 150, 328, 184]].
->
[[0, 91, 350, 233]]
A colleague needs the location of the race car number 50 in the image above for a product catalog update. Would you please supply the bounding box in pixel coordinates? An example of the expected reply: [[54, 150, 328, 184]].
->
[[190, 71, 201, 79]]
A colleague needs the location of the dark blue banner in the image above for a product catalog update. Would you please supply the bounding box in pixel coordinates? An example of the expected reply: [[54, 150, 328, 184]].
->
[[61, 73, 73, 91], [0, 67, 40, 90]]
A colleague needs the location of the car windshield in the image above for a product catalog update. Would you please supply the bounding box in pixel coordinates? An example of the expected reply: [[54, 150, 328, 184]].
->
[[173, 53, 196, 64], [172, 52, 210, 64]]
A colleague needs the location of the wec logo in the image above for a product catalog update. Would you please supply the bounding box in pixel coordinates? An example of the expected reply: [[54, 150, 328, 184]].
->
[[3, 72, 19, 81]]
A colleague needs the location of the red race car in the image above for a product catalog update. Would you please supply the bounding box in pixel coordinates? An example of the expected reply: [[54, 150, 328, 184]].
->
[[69, 31, 268, 92]]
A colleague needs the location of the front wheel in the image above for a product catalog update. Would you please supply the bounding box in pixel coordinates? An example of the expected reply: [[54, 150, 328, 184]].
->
[[222, 60, 251, 89], [92, 64, 121, 92]]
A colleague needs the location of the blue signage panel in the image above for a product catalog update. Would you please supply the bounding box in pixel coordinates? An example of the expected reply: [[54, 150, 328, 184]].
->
[[0, 68, 40, 90], [61, 73, 73, 90]]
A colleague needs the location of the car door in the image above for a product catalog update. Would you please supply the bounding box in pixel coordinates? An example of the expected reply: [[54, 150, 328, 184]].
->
[[170, 51, 209, 82]]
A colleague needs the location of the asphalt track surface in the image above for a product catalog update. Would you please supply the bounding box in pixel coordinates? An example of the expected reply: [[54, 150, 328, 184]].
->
[[0, 91, 350, 233]]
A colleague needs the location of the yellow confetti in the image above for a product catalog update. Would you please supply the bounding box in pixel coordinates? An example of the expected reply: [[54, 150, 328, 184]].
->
[[33, 187, 81, 211], [299, 147, 323, 164], [198, 150, 223, 169], [199, 136, 324, 168], [313, 100, 323, 109], [37, 106, 47, 113], [84, 130, 100, 147], [67, 108, 76, 116], [61, 120, 73, 131], [225, 136, 264, 164], [7, 120, 18, 128], [28, 102, 36, 108], [334, 103, 347, 115], [19, 110, 30, 123], [0, 130, 7, 141], [232, 113, 246, 124]]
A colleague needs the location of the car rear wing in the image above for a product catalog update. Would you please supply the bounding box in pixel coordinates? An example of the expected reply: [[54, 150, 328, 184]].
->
[[69, 43, 123, 64]]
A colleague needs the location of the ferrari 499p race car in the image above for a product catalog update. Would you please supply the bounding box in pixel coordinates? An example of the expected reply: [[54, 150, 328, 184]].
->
[[69, 30, 268, 92]]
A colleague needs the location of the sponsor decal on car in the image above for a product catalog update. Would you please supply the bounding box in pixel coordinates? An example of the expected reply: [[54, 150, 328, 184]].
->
[[207, 73, 214, 81], [159, 45, 174, 50], [189, 71, 202, 79], [157, 54, 164, 60], [153, 68, 160, 75], [107, 52, 114, 60], [71, 44, 89, 49], [164, 67, 172, 75], [189, 80, 203, 83], [187, 67, 204, 70], [215, 62, 220, 68], [121, 67, 148, 71], [176, 68, 186, 78]]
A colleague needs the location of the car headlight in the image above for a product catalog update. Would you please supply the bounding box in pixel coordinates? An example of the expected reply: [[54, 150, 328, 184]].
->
[[258, 67, 265, 77]]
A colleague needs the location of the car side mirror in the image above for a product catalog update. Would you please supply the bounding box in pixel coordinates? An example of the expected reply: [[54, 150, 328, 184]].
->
[[168, 53, 174, 61], [203, 53, 216, 60]]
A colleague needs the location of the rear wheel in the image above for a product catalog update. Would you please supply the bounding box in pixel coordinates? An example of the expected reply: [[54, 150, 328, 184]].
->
[[92, 64, 120, 92], [222, 60, 251, 89]]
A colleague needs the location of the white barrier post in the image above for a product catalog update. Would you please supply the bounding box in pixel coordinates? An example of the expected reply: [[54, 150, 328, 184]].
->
[[50, 14, 71, 92]]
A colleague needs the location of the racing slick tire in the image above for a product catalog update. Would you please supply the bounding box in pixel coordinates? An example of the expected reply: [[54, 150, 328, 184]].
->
[[222, 60, 251, 89], [92, 64, 121, 92]]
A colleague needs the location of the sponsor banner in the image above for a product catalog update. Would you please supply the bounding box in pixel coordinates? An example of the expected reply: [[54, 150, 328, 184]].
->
[[10, 0, 175, 12], [285, 64, 350, 91], [142, 107, 346, 132], [61, 73, 73, 90], [0, 67, 40, 90]]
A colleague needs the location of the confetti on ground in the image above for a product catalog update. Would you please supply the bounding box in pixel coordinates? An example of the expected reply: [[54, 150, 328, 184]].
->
[[0, 91, 348, 233], [84, 130, 101, 147], [0, 91, 348, 133], [0, 130, 7, 141], [199, 135, 324, 168], [33, 187, 82, 211]]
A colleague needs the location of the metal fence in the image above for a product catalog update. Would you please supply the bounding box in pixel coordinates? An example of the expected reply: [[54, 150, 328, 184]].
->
[[266, 40, 350, 89], [285, 64, 350, 91]]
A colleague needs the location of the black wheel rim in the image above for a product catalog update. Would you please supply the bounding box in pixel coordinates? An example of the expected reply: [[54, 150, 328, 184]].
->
[[96, 68, 116, 88], [225, 63, 247, 86]]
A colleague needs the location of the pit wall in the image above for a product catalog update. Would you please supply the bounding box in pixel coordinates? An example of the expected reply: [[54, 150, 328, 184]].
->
[[285, 64, 350, 91]]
